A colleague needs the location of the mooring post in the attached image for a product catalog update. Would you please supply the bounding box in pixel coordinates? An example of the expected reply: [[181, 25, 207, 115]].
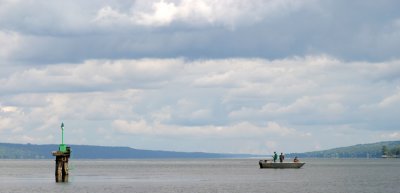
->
[[52, 122, 71, 182], [53, 147, 70, 182]]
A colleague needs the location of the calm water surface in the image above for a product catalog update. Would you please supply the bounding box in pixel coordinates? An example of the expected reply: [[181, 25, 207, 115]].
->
[[0, 159, 399, 193]]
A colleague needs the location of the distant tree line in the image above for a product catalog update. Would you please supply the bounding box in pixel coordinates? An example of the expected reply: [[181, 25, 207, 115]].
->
[[0, 143, 256, 159], [382, 145, 400, 156], [288, 141, 400, 158]]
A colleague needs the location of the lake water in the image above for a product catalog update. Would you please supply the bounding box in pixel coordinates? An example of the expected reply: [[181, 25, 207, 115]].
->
[[0, 159, 399, 193]]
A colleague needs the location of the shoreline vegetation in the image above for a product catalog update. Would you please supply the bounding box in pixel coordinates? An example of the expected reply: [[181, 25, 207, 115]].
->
[[0, 141, 399, 159], [287, 141, 400, 159], [0, 143, 258, 159]]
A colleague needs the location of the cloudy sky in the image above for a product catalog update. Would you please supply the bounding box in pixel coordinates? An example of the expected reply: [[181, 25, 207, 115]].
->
[[1, 0, 400, 154]]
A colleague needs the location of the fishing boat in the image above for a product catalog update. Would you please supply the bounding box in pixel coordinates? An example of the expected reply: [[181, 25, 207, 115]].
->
[[259, 160, 305, 169]]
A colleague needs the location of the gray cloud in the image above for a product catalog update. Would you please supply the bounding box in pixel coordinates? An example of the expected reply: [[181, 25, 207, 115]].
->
[[1, 0, 399, 65]]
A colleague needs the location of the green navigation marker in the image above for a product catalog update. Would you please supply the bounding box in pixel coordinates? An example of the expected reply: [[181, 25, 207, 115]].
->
[[59, 122, 67, 152], [61, 122, 64, 144]]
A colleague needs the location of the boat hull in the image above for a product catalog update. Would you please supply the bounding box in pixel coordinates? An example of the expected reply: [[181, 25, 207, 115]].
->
[[259, 160, 305, 169]]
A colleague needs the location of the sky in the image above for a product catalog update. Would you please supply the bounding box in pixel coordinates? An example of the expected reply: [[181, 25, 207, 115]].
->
[[0, 0, 400, 154]]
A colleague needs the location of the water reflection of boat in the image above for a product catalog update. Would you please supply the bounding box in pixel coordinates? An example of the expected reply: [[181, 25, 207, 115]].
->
[[259, 160, 305, 169]]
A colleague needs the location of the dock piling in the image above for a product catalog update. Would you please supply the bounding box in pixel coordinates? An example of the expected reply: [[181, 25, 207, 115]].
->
[[52, 122, 71, 182], [52, 146, 71, 182]]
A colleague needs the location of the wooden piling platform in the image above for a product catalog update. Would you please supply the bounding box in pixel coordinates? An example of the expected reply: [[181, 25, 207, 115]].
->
[[52, 146, 71, 182]]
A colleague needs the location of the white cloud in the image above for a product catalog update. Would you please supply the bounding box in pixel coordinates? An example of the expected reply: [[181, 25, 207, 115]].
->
[[134, 0, 180, 26], [0, 106, 19, 113], [1, 58, 184, 92], [386, 132, 400, 139], [265, 141, 277, 150], [0, 104, 24, 132], [360, 90, 400, 111], [0, 31, 21, 59], [2, 56, 399, 126], [151, 106, 172, 123], [193, 71, 234, 87], [93, 6, 130, 25], [113, 119, 298, 138], [229, 94, 347, 121], [1, 56, 399, 153], [378, 92, 400, 108], [93, 0, 313, 27], [7, 134, 54, 144]]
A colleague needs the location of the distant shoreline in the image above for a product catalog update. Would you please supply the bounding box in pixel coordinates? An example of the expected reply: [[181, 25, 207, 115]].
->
[[1, 140, 399, 159]]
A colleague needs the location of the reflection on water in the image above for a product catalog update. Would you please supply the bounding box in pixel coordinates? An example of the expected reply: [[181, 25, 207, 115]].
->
[[0, 159, 399, 193]]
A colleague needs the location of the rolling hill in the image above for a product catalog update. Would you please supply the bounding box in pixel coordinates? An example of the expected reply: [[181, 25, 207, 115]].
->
[[1, 141, 399, 159], [287, 141, 400, 158], [0, 143, 257, 159]]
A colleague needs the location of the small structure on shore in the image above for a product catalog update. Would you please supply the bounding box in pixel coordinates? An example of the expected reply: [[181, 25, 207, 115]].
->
[[52, 122, 71, 182]]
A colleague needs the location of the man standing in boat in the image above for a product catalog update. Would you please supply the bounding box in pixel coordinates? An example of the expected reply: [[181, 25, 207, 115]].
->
[[273, 152, 278, 162], [279, 153, 285, 163]]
